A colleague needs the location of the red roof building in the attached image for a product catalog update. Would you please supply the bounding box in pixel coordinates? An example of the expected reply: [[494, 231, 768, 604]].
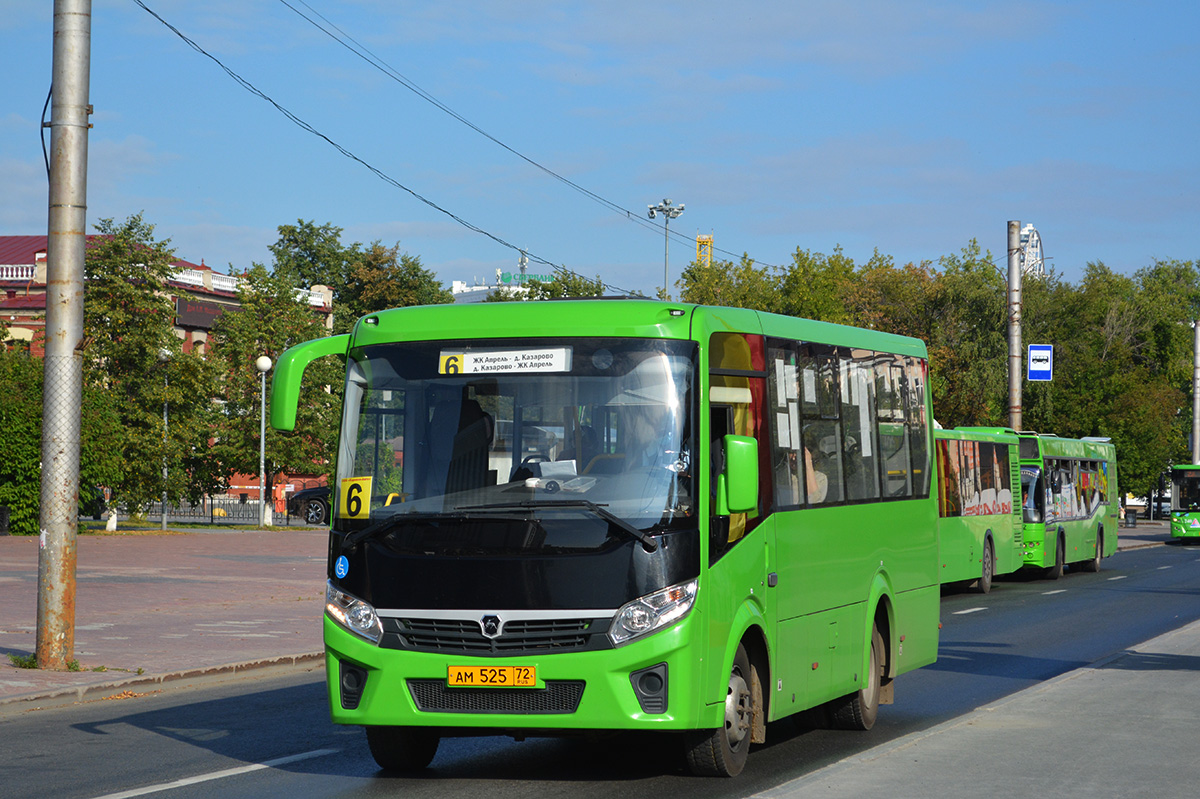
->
[[1, 235, 333, 355]]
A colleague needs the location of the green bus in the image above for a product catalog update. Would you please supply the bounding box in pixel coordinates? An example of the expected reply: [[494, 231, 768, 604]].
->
[[1168, 464, 1200, 540], [1017, 433, 1118, 577], [270, 299, 942, 777], [934, 427, 1023, 592]]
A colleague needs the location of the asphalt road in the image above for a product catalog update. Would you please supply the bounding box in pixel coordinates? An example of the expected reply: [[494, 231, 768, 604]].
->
[[5, 542, 1199, 799]]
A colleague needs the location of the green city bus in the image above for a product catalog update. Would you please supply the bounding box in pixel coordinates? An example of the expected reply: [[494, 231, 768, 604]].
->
[[1017, 433, 1118, 577], [1168, 464, 1200, 540], [934, 427, 1023, 592], [270, 299, 942, 777]]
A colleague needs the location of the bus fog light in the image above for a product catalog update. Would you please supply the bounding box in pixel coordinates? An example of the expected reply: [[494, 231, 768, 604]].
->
[[608, 580, 697, 646], [326, 582, 383, 644]]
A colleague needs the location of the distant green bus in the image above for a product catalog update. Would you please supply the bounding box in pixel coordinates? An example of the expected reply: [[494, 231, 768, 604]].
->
[[271, 299, 942, 777], [1017, 433, 1118, 576], [1169, 464, 1200, 539], [934, 427, 1023, 592]]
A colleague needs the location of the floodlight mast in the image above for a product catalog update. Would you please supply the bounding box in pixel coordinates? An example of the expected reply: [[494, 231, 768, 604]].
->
[[648, 198, 684, 299]]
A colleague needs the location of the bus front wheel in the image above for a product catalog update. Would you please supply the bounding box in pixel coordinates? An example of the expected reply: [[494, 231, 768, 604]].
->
[[1045, 532, 1065, 580], [684, 644, 753, 777], [365, 725, 440, 772]]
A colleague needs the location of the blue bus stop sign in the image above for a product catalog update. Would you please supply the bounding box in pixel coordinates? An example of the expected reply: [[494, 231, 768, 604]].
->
[[1028, 344, 1053, 381]]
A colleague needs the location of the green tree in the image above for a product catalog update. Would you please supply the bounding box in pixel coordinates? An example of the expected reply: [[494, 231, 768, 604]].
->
[[208, 263, 341, 488], [83, 215, 221, 511], [269, 220, 360, 333], [777, 247, 860, 324], [678, 255, 780, 311], [926, 241, 1008, 427], [485, 270, 606, 301], [342, 241, 452, 316], [0, 348, 124, 535]]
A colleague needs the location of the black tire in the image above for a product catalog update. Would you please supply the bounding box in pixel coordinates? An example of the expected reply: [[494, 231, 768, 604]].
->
[[684, 644, 753, 777], [829, 625, 884, 731], [1045, 531, 1065, 580], [976, 538, 995, 594], [304, 498, 328, 526], [1081, 529, 1103, 573], [365, 726, 440, 772]]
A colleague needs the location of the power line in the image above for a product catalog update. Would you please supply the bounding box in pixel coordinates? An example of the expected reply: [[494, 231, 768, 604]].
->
[[131, 0, 640, 296], [278, 0, 779, 270]]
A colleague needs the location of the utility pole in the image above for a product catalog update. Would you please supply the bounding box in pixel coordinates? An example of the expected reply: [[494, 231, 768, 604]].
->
[[1192, 321, 1200, 465], [1007, 221, 1022, 432], [38, 0, 92, 670]]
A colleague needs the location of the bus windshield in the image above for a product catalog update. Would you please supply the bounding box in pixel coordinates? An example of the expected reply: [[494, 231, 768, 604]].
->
[[334, 337, 697, 549], [1172, 468, 1200, 512]]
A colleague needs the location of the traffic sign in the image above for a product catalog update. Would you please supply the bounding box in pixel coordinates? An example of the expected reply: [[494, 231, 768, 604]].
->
[[1028, 344, 1053, 381]]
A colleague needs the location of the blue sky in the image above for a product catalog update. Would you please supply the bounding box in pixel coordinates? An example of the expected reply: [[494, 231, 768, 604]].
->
[[3, 1, 1198, 296]]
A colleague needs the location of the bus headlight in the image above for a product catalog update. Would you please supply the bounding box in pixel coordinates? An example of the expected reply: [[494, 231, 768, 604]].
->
[[326, 582, 383, 644], [608, 579, 698, 646]]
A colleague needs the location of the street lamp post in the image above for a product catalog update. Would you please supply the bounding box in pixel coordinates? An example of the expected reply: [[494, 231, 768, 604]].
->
[[256, 355, 273, 527], [648, 198, 684, 299], [158, 348, 170, 531]]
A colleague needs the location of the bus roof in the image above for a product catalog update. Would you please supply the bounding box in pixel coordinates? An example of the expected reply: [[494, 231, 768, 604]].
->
[[348, 300, 928, 357]]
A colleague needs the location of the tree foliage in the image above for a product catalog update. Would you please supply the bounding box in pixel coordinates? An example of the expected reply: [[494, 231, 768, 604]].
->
[[83, 215, 223, 511], [208, 263, 342, 486], [678, 247, 1200, 500]]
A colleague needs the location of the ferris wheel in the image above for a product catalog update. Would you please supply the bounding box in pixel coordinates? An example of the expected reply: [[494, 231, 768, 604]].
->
[[1019, 224, 1045, 277]]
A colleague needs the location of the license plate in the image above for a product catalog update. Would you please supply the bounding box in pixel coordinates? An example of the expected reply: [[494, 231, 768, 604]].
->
[[447, 665, 537, 688]]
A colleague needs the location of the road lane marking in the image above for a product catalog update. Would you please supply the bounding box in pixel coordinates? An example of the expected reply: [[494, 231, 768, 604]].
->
[[1157, 565, 1172, 570], [1108, 575, 1127, 581], [1042, 590, 1067, 595], [88, 748, 340, 799], [952, 607, 987, 615]]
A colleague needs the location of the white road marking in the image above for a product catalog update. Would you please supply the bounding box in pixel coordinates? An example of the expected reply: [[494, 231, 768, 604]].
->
[[1108, 575, 1127, 581], [953, 607, 987, 615], [1042, 590, 1067, 595], [88, 748, 340, 799]]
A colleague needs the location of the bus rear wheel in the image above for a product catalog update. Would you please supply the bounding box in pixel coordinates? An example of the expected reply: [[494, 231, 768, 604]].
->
[[976, 538, 995, 594], [1081, 530, 1103, 573], [684, 644, 753, 777], [829, 625, 884, 731], [365, 725, 440, 772]]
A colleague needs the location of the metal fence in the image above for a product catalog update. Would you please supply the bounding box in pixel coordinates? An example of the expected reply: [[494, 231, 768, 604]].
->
[[117, 496, 310, 526]]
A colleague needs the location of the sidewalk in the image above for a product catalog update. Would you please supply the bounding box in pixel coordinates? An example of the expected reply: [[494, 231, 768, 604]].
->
[[760, 588, 1200, 799], [0, 519, 1177, 714], [0, 526, 328, 710]]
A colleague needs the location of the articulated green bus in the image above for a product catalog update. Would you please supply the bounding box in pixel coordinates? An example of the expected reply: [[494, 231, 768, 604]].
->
[[1169, 464, 1200, 540], [270, 299, 942, 777], [1017, 433, 1118, 577], [934, 427, 1023, 592]]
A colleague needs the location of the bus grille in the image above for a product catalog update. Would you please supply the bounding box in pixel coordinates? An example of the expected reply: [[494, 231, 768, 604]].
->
[[407, 679, 585, 714], [382, 616, 607, 656]]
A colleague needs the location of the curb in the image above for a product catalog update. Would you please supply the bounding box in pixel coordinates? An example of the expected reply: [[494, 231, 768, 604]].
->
[[0, 651, 325, 711]]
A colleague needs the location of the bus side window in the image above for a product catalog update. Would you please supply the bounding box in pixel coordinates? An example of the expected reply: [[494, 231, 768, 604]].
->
[[800, 346, 843, 504]]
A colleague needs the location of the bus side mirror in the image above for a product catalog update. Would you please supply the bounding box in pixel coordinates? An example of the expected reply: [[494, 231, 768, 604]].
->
[[718, 435, 758, 515], [270, 334, 350, 431]]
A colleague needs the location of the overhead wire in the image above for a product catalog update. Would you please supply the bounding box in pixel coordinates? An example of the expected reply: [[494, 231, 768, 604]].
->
[[130, 0, 641, 296], [279, 0, 780, 270]]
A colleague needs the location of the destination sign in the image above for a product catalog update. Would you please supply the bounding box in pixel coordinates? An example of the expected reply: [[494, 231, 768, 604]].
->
[[439, 347, 572, 375]]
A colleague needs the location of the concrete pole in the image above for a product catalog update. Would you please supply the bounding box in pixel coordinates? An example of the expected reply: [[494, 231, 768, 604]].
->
[[1192, 320, 1200, 464], [1007, 221, 1023, 432], [37, 0, 91, 670]]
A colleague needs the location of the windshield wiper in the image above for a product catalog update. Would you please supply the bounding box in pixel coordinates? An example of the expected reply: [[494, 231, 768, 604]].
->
[[341, 509, 530, 549], [460, 500, 659, 552]]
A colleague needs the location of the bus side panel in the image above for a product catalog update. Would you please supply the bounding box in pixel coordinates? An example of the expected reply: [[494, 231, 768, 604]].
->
[[936, 515, 979, 584], [770, 498, 937, 718]]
